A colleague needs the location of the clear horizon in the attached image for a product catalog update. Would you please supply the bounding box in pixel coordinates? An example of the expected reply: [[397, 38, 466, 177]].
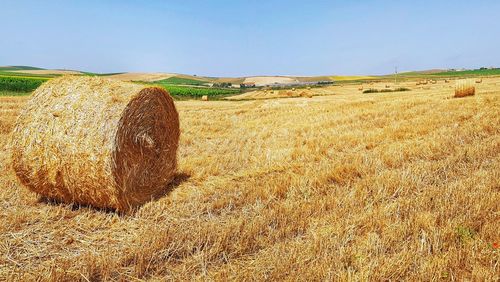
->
[[1, 0, 499, 77]]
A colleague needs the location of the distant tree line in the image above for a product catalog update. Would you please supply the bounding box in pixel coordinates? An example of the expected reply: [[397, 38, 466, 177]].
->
[[239, 83, 256, 89], [212, 82, 233, 88]]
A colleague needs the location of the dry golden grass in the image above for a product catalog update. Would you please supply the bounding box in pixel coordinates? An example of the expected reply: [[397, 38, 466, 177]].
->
[[105, 72, 176, 82], [242, 76, 299, 86], [0, 77, 499, 280]]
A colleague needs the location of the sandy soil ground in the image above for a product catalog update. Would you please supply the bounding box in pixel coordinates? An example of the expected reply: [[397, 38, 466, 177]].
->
[[243, 76, 300, 86]]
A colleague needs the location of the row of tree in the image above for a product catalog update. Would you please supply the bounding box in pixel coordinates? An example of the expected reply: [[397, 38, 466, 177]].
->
[[212, 82, 233, 88]]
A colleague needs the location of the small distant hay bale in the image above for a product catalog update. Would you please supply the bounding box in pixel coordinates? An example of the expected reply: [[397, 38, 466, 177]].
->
[[454, 79, 475, 98], [475, 78, 482, 83], [11, 76, 180, 212], [307, 86, 311, 90], [292, 88, 296, 91], [300, 91, 313, 98], [202, 95, 208, 101]]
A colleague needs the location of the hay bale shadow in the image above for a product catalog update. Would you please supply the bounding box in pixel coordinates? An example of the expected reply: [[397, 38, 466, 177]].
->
[[150, 172, 190, 201], [38, 172, 191, 214]]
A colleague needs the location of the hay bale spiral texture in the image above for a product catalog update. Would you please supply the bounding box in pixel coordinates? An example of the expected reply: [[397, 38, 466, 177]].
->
[[11, 76, 180, 211]]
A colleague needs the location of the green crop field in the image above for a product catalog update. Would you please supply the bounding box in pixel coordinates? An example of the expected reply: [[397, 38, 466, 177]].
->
[[0, 71, 57, 79], [0, 76, 48, 92], [156, 77, 209, 86], [0, 75, 241, 99], [393, 68, 500, 79], [430, 68, 500, 77], [0, 66, 44, 71], [157, 84, 240, 99]]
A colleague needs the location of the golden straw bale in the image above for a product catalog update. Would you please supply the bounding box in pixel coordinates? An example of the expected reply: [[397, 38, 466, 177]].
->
[[11, 76, 180, 212], [300, 91, 313, 98], [454, 79, 475, 98], [475, 78, 482, 83], [202, 95, 208, 101]]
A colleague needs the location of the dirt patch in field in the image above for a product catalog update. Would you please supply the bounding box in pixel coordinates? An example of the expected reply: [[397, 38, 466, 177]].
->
[[243, 76, 300, 86]]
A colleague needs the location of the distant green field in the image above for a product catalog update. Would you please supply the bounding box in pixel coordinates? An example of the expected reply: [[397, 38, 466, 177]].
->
[[156, 77, 209, 86], [395, 68, 500, 78], [0, 76, 48, 92], [0, 71, 56, 79], [0, 66, 44, 71], [154, 83, 240, 99], [430, 68, 500, 77], [0, 75, 240, 99]]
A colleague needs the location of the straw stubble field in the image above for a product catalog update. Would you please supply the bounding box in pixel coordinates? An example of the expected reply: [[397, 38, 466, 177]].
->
[[0, 78, 499, 280]]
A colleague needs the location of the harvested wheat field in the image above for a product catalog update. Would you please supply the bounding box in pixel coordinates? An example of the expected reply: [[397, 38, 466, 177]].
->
[[0, 81, 499, 280], [243, 76, 300, 87], [105, 72, 176, 82]]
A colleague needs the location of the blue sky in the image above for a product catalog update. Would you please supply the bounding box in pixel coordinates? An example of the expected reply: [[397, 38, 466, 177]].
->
[[1, 0, 499, 76]]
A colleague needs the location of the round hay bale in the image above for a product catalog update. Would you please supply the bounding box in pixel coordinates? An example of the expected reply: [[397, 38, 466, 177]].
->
[[11, 76, 180, 212], [299, 91, 313, 98], [201, 95, 208, 101]]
